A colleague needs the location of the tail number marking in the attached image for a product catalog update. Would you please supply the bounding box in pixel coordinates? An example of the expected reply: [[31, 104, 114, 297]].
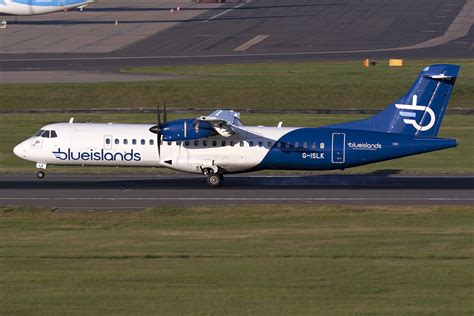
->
[[302, 152, 324, 160]]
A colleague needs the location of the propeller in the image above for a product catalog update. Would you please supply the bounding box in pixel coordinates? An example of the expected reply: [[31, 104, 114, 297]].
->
[[149, 97, 168, 156], [163, 96, 168, 123]]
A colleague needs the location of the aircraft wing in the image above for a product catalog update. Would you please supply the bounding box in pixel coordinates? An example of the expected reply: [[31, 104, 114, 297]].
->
[[196, 110, 262, 138]]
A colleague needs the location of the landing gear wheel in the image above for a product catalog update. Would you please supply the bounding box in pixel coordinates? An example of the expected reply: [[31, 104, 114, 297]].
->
[[36, 170, 45, 179], [207, 173, 223, 187]]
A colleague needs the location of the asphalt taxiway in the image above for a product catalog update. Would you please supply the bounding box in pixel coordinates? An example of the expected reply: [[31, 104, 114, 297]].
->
[[1, 0, 472, 75], [1, 174, 472, 210]]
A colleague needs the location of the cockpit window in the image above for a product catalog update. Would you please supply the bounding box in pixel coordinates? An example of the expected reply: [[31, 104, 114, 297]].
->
[[37, 130, 58, 138]]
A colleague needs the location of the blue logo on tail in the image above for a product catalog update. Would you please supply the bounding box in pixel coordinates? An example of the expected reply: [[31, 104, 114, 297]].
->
[[395, 95, 436, 132]]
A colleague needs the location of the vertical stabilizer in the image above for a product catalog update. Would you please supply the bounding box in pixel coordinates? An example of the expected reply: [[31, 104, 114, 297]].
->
[[327, 64, 460, 137]]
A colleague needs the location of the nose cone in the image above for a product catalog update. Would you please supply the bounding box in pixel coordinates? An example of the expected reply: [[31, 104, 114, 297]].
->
[[13, 142, 26, 158]]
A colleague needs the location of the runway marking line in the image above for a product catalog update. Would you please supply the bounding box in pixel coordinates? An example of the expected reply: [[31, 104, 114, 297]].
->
[[203, 3, 246, 22], [0, 197, 473, 202], [233, 35, 270, 52]]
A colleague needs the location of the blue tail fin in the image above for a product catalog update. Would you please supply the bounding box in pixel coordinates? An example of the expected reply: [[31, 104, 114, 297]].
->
[[327, 64, 460, 137]]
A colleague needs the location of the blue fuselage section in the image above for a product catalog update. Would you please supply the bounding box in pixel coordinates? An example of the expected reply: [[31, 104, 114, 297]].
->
[[256, 128, 457, 171]]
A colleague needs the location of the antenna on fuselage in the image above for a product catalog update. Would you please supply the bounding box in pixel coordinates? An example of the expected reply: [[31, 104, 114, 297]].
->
[[69, 117, 74, 124]]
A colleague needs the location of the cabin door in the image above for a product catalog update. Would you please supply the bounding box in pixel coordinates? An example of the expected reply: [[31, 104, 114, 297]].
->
[[331, 133, 345, 164]]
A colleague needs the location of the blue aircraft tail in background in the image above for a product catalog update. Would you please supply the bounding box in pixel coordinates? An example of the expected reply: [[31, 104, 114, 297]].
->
[[327, 64, 460, 137]]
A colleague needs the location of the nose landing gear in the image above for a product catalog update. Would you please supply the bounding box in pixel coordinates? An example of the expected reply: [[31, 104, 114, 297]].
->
[[35, 162, 47, 179]]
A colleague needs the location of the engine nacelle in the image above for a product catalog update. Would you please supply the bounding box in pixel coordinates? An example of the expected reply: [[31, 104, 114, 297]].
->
[[161, 119, 217, 141]]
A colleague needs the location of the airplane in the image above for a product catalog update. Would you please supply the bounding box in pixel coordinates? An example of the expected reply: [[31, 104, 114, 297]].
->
[[0, 0, 94, 16], [13, 64, 460, 187]]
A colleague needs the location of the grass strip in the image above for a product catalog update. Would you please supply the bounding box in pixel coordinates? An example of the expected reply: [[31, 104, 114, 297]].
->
[[1, 205, 472, 314], [1, 59, 473, 111]]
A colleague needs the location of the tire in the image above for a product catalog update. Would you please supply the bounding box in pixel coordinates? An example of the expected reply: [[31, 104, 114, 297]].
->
[[207, 173, 223, 187], [36, 171, 45, 179]]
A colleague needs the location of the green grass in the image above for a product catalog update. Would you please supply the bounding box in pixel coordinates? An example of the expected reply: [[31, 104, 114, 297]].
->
[[0, 59, 473, 111], [0, 205, 472, 314], [1, 113, 472, 174]]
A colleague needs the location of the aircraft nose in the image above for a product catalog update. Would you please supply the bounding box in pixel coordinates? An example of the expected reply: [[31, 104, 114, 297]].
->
[[13, 142, 26, 158]]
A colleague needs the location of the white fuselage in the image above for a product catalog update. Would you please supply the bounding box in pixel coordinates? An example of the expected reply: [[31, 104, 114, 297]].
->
[[0, 0, 94, 15], [13, 122, 297, 174]]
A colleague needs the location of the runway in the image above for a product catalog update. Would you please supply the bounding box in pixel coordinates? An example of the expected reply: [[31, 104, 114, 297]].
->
[[1, 0, 473, 74], [1, 174, 472, 210]]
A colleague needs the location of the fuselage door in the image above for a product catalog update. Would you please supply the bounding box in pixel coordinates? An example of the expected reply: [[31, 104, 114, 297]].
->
[[331, 132, 345, 164], [104, 135, 113, 150]]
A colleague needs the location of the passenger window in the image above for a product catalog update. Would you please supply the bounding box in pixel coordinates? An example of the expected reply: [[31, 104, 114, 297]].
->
[[141, 139, 145, 145], [194, 140, 199, 146], [34, 129, 44, 137], [284, 142, 290, 149], [115, 139, 120, 145], [258, 141, 263, 147], [240, 141, 244, 147], [203, 140, 207, 147], [267, 141, 273, 147], [177, 141, 182, 146], [132, 139, 137, 145], [212, 140, 217, 147], [50, 130, 58, 138], [312, 142, 317, 149], [303, 142, 308, 149], [42, 130, 50, 138], [105, 138, 111, 145], [123, 139, 128, 145], [149, 139, 154, 145], [249, 141, 254, 147], [294, 142, 299, 149], [320, 143, 325, 149], [185, 141, 190, 146], [230, 141, 235, 146], [221, 140, 226, 146], [167, 141, 172, 146], [277, 142, 282, 149]]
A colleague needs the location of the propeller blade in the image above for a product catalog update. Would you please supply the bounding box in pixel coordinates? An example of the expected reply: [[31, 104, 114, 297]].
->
[[157, 99, 161, 126], [163, 96, 168, 123], [157, 132, 161, 156], [157, 98, 161, 156]]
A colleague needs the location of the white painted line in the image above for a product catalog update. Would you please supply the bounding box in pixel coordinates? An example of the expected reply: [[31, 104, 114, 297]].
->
[[203, 3, 246, 22], [233, 35, 270, 52], [0, 197, 473, 202]]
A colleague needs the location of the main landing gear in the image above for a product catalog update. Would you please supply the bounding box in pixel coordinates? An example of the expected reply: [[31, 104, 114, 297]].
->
[[203, 168, 224, 187], [207, 173, 223, 187]]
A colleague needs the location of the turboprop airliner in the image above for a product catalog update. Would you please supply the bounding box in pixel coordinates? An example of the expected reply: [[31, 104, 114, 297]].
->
[[0, 0, 94, 15], [14, 64, 460, 187]]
